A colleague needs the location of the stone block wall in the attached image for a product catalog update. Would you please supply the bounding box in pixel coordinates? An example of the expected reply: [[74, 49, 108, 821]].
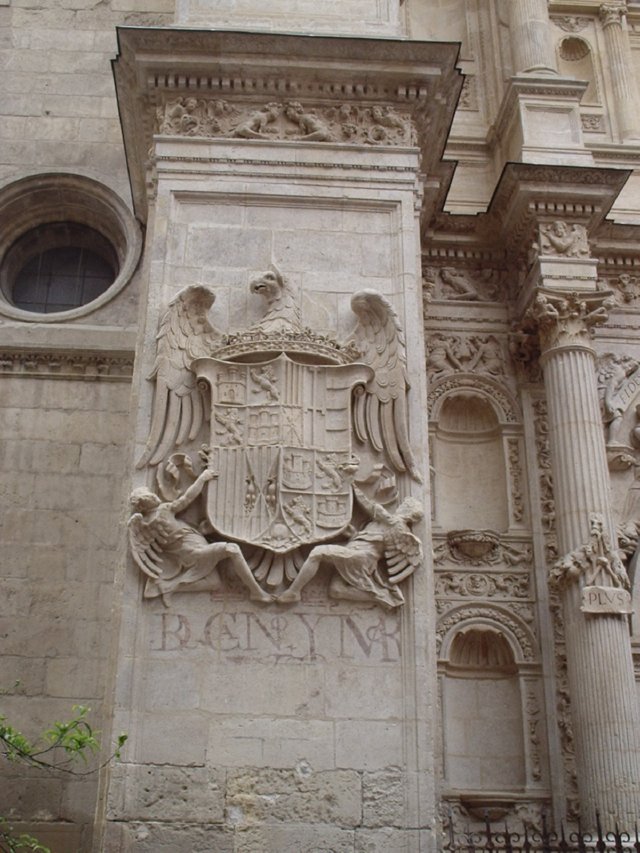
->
[[0, 0, 174, 197], [0, 372, 132, 849]]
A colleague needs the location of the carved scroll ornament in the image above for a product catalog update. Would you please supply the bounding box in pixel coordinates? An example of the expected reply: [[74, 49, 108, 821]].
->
[[131, 265, 423, 607]]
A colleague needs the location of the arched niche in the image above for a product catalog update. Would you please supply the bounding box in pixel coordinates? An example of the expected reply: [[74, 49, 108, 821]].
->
[[429, 377, 525, 533], [557, 37, 599, 106], [440, 623, 527, 794], [432, 391, 509, 531]]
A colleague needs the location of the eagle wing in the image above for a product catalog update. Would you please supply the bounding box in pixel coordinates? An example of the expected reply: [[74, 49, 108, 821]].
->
[[137, 286, 219, 468], [127, 513, 168, 579], [348, 290, 421, 481], [384, 527, 423, 585]]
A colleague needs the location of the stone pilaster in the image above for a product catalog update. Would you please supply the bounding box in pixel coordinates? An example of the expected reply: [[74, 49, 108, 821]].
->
[[599, 3, 640, 140], [509, 0, 557, 74], [529, 286, 640, 825]]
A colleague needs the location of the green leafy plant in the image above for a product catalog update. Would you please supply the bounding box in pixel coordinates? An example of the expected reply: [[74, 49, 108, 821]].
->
[[0, 700, 127, 853]]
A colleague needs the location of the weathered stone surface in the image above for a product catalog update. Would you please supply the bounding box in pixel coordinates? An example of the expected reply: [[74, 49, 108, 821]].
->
[[235, 824, 356, 853], [362, 767, 405, 828], [115, 764, 225, 822], [105, 821, 235, 852], [225, 767, 362, 828], [355, 827, 414, 852]]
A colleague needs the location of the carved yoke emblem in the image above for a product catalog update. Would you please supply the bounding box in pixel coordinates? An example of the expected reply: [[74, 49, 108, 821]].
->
[[195, 355, 371, 552]]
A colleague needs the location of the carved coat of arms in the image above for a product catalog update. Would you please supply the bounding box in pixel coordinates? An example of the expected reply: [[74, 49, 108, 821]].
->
[[130, 265, 422, 607]]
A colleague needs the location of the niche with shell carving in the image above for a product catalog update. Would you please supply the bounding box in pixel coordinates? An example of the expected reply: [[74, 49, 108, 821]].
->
[[431, 391, 511, 531], [557, 36, 599, 105], [441, 625, 526, 797]]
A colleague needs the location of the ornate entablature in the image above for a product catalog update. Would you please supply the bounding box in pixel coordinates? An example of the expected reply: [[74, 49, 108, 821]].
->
[[130, 266, 424, 608], [112, 27, 463, 222]]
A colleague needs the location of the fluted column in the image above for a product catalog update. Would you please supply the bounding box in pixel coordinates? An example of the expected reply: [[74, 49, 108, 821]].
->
[[599, 3, 640, 140], [531, 287, 640, 825], [509, 0, 557, 74]]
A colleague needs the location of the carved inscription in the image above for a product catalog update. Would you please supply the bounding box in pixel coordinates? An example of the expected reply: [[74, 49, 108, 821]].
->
[[581, 585, 633, 614], [150, 608, 401, 663]]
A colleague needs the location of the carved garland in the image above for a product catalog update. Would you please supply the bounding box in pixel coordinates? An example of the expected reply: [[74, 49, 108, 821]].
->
[[532, 398, 578, 815]]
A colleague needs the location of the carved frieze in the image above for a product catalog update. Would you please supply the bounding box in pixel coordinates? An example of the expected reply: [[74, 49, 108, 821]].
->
[[435, 571, 530, 599], [422, 265, 504, 302], [155, 97, 416, 146], [552, 15, 591, 32], [426, 333, 505, 380], [532, 395, 578, 813], [525, 688, 543, 783], [508, 438, 525, 524], [132, 266, 423, 607], [0, 350, 134, 380], [533, 399, 557, 563]]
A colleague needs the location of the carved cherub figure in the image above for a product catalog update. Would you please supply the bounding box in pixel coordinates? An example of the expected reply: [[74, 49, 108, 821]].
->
[[128, 469, 273, 604], [278, 486, 423, 609], [439, 267, 479, 301], [232, 102, 281, 138], [284, 101, 333, 141]]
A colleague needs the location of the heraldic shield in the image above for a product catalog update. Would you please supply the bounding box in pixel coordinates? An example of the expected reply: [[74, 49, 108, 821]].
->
[[194, 355, 373, 553]]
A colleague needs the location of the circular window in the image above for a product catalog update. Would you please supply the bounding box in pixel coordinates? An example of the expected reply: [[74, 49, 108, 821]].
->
[[0, 174, 142, 322], [6, 223, 119, 314]]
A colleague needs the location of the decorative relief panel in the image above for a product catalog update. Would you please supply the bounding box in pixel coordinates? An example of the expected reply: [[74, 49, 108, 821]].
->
[[552, 16, 591, 33], [536, 221, 590, 259], [609, 272, 640, 305], [130, 266, 423, 608], [433, 531, 531, 567], [532, 398, 578, 815], [422, 264, 505, 302], [426, 333, 506, 381], [434, 571, 529, 600], [155, 97, 416, 146], [596, 353, 640, 469]]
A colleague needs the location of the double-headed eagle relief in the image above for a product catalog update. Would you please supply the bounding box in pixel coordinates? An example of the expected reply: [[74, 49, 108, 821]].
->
[[129, 265, 423, 608]]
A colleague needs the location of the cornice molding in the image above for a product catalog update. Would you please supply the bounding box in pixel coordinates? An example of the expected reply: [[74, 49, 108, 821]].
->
[[0, 349, 134, 381], [112, 27, 462, 222]]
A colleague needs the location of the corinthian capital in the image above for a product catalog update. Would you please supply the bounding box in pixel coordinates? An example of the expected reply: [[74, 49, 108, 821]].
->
[[599, 2, 627, 27], [526, 289, 614, 352]]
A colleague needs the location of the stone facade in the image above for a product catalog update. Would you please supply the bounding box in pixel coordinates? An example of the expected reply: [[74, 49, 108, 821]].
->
[[2, 2, 640, 852]]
